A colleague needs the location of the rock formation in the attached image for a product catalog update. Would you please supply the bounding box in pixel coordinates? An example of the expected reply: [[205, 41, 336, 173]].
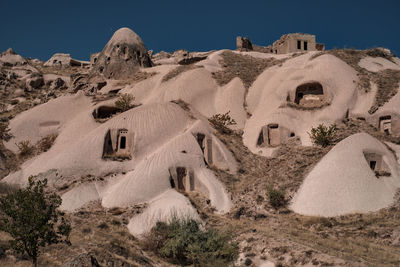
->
[[90, 27, 153, 80]]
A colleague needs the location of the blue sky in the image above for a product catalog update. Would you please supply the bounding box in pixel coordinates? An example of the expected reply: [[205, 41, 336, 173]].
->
[[1, 0, 399, 61]]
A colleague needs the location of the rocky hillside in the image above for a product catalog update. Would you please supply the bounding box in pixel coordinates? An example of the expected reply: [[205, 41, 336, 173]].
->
[[0, 27, 400, 266]]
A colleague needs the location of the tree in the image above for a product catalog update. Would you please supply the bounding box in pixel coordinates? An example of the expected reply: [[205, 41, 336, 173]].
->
[[0, 177, 71, 267]]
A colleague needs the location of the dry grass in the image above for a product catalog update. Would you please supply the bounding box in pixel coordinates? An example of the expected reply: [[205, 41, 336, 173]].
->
[[114, 71, 158, 87], [212, 51, 285, 89], [0, 201, 169, 267], [368, 69, 400, 114], [37, 134, 57, 153], [161, 65, 202, 82]]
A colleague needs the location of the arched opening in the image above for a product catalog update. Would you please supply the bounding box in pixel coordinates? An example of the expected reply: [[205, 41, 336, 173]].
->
[[92, 106, 122, 119], [294, 82, 324, 106]]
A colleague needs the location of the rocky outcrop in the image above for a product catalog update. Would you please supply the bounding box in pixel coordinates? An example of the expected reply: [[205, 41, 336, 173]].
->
[[0, 48, 27, 66], [63, 253, 100, 267], [90, 27, 153, 80], [237, 36, 253, 51], [25, 73, 44, 90], [45, 53, 90, 68]]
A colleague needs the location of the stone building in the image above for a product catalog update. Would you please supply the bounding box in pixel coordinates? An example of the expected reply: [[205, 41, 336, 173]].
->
[[271, 33, 324, 54], [236, 33, 324, 54]]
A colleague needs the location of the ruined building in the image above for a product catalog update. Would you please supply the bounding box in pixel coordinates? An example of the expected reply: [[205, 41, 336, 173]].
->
[[236, 33, 325, 54]]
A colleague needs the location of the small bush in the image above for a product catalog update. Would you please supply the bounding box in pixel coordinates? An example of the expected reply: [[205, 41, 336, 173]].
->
[[209, 111, 237, 134], [16, 140, 35, 158], [144, 217, 238, 266], [0, 122, 11, 141], [308, 123, 337, 147], [37, 134, 57, 152], [115, 94, 135, 111], [268, 187, 286, 210]]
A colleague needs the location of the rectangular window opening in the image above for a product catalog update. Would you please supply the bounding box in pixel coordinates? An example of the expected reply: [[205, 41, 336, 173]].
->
[[120, 136, 126, 149]]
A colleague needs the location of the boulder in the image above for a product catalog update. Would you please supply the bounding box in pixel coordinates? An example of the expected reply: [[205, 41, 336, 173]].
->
[[90, 27, 153, 80]]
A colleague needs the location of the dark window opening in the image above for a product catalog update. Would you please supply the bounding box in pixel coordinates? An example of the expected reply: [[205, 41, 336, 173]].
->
[[384, 129, 390, 135], [290, 132, 295, 137], [92, 105, 122, 119], [257, 130, 264, 146], [120, 136, 126, 149], [370, 161, 377, 170], [94, 57, 97, 63], [170, 176, 175, 188], [176, 167, 186, 191], [196, 133, 205, 152], [304, 41, 308, 50], [297, 40, 301, 49], [99, 67, 104, 73], [269, 124, 279, 129]]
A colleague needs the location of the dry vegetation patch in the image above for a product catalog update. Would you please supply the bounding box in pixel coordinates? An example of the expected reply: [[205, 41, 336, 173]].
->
[[368, 69, 400, 114], [114, 71, 158, 87], [212, 51, 285, 89], [161, 64, 202, 82]]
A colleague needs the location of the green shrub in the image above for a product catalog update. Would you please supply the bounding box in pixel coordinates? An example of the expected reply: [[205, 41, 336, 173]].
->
[[16, 140, 35, 158], [308, 123, 337, 147], [144, 217, 238, 266], [268, 187, 286, 210], [209, 111, 237, 134], [115, 93, 135, 111]]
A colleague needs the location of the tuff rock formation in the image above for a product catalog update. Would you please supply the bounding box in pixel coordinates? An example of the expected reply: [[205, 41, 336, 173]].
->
[[91, 27, 152, 79]]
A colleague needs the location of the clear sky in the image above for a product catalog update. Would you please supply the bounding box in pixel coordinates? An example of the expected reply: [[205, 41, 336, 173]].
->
[[1, 0, 399, 61]]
